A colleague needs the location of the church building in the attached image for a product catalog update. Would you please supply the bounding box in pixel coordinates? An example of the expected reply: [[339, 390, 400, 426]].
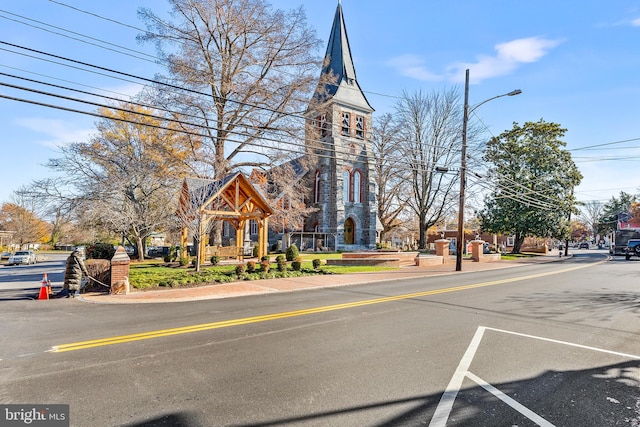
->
[[301, 2, 379, 251]]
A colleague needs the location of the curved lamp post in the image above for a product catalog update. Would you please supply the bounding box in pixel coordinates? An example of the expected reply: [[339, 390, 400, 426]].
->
[[456, 69, 521, 271]]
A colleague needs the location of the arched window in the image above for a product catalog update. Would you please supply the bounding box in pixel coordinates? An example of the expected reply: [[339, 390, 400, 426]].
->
[[353, 170, 361, 203], [343, 169, 350, 202], [341, 112, 351, 136]]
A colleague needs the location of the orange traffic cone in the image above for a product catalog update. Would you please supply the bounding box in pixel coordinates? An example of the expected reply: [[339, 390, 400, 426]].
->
[[38, 273, 50, 300]]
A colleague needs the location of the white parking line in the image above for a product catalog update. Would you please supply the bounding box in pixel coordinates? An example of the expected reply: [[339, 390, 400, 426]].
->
[[429, 326, 640, 426], [484, 327, 640, 360], [466, 372, 556, 427], [429, 326, 486, 427]]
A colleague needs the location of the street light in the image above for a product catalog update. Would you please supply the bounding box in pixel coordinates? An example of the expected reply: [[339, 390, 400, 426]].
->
[[456, 69, 521, 271]]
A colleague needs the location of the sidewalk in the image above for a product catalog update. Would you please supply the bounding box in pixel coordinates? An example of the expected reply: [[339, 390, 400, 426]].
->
[[79, 252, 567, 304]]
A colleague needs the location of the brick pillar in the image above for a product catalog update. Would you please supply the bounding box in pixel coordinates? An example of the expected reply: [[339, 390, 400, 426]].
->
[[435, 239, 451, 263], [111, 246, 131, 294], [471, 240, 485, 262]]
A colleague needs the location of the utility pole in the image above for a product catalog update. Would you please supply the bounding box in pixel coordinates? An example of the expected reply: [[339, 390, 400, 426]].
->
[[456, 69, 521, 271], [456, 70, 470, 272]]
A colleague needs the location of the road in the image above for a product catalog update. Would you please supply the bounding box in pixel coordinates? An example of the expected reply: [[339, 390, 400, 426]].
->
[[0, 252, 67, 298], [1, 251, 639, 426]]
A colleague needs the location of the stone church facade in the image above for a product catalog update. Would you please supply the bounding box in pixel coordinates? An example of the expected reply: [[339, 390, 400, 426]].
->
[[301, 3, 379, 251]]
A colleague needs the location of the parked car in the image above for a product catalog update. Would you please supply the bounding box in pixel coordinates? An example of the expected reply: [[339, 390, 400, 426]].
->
[[624, 239, 640, 260], [579, 242, 589, 249], [6, 250, 37, 265], [1, 251, 12, 261]]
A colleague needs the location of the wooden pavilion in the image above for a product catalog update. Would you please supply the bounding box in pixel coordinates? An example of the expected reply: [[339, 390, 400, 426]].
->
[[178, 172, 273, 264]]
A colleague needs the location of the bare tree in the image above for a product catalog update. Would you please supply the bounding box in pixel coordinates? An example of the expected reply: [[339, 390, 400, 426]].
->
[[394, 88, 464, 249], [251, 155, 316, 236], [370, 113, 409, 242], [138, 0, 323, 179], [41, 103, 195, 261], [579, 200, 603, 239]]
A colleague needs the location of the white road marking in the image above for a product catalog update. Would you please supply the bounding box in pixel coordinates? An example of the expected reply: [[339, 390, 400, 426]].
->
[[484, 327, 640, 360], [430, 326, 640, 426], [466, 372, 556, 427], [429, 326, 487, 427]]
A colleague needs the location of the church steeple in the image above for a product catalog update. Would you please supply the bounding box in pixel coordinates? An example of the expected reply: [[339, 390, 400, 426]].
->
[[304, 1, 378, 251], [314, 2, 373, 112]]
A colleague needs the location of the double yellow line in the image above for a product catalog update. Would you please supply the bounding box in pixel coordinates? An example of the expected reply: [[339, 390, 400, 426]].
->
[[49, 260, 603, 353]]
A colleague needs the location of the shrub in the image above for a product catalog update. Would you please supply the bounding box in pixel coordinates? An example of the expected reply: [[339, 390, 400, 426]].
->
[[260, 260, 270, 273], [291, 256, 302, 271], [210, 255, 220, 265], [84, 259, 111, 292], [312, 259, 321, 270], [163, 255, 171, 263], [179, 256, 190, 266], [276, 257, 287, 272], [246, 261, 256, 273], [261, 255, 269, 262], [235, 264, 246, 276], [191, 258, 197, 266], [86, 242, 116, 260], [252, 245, 259, 258], [169, 245, 178, 262], [158, 279, 179, 288], [275, 254, 285, 263], [285, 244, 299, 261]]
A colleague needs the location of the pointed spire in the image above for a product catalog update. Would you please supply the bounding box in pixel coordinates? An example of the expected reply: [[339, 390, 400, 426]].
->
[[314, 2, 373, 111], [322, 3, 356, 91]]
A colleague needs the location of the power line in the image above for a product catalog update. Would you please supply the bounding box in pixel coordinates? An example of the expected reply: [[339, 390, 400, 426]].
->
[[0, 10, 157, 63], [8, 3, 640, 166], [569, 136, 640, 151], [0, 74, 448, 175], [0, 83, 449, 176], [6, 5, 633, 207], [46, 0, 404, 102], [48, 0, 147, 33], [1, 42, 604, 211]]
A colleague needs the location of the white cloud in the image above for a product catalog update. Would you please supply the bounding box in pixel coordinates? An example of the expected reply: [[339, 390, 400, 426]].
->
[[496, 37, 561, 63], [449, 37, 563, 83], [15, 118, 94, 148], [632, 17, 640, 26], [389, 36, 562, 84]]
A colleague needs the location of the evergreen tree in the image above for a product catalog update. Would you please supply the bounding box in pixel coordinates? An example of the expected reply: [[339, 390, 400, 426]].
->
[[479, 120, 582, 253]]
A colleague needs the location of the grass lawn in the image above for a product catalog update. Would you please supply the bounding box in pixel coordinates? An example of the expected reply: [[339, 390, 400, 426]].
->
[[127, 255, 396, 290], [499, 253, 538, 261]]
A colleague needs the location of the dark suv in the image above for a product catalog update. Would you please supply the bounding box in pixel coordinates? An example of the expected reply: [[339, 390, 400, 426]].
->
[[624, 239, 640, 260]]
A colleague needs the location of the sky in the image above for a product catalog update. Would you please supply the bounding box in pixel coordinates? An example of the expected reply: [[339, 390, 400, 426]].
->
[[1, 0, 640, 210]]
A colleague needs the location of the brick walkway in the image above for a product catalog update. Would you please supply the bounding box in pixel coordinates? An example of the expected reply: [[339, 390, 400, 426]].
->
[[79, 252, 566, 304]]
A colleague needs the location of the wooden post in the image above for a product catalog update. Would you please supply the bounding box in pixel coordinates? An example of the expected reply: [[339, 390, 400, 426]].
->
[[263, 217, 269, 258], [199, 219, 206, 266], [236, 220, 245, 261], [180, 227, 188, 258]]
